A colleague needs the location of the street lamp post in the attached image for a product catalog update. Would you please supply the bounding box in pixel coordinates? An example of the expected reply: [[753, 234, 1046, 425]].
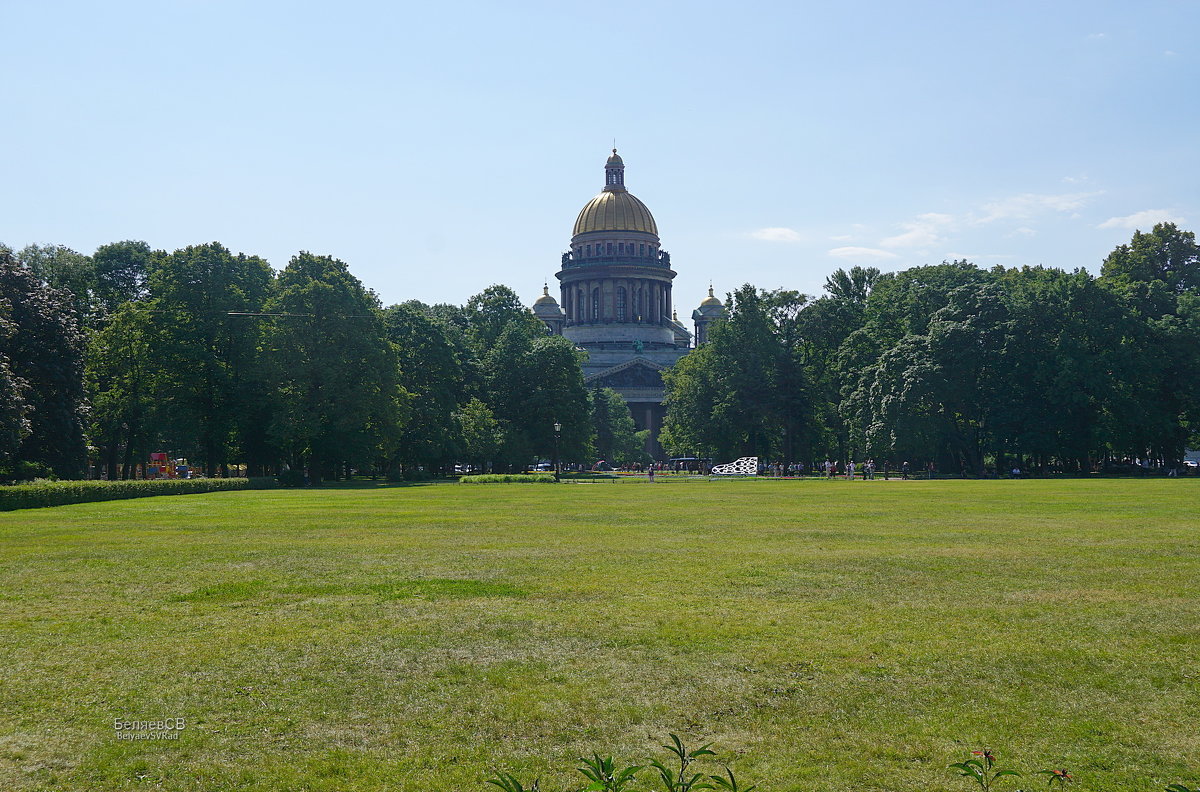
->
[[553, 421, 562, 482]]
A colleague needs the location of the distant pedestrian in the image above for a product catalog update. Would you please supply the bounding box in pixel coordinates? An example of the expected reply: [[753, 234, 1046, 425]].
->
[[648, 467, 655, 482], [901, 461, 909, 480], [847, 460, 856, 480]]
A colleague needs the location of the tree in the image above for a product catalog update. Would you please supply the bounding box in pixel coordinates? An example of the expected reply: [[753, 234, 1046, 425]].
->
[[147, 242, 273, 475], [0, 251, 88, 477], [0, 298, 30, 470], [383, 302, 464, 473], [591, 387, 648, 466], [265, 252, 406, 481], [465, 284, 546, 353], [482, 323, 591, 469], [86, 305, 157, 479], [662, 286, 812, 462], [1101, 222, 1199, 304], [92, 240, 153, 317], [455, 397, 502, 472], [823, 265, 882, 305], [17, 244, 97, 327], [843, 281, 1015, 475]]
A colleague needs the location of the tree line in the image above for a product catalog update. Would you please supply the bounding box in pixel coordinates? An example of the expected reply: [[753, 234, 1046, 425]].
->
[[0, 241, 646, 482], [1, 223, 1195, 482], [661, 223, 1200, 475]]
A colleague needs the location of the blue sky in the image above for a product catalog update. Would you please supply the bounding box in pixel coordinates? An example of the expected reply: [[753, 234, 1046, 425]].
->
[[2, 0, 1196, 310]]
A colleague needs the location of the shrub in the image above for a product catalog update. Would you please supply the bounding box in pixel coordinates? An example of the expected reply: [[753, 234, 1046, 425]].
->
[[0, 478, 253, 511], [276, 469, 307, 488], [0, 460, 55, 483], [459, 474, 556, 484]]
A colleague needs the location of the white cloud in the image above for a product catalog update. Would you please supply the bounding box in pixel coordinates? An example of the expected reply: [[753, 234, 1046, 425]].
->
[[828, 246, 899, 261], [975, 192, 1099, 224], [749, 227, 803, 242], [828, 234, 854, 242], [1009, 226, 1037, 237], [880, 212, 955, 248], [1097, 209, 1186, 230], [1088, 32, 1107, 40]]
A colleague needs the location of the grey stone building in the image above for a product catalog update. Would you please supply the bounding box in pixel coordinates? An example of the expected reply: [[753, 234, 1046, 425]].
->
[[533, 150, 725, 457]]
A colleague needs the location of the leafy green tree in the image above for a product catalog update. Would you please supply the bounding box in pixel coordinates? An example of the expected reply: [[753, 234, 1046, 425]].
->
[[92, 240, 153, 316], [663, 285, 812, 462], [0, 299, 30, 470], [147, 242, 274, 475], [1101, 222, 1199, 305], [823, 265, 882, 304], [0, 251, 88, 477], [454, 397, 502, 472], [86, 305, 157, 479], [845, 281, 1013, 475], [17, 244, 97, 327], [465, 284, 546, 353], [591, 387, 648, 466], [383, 302, 464, 472], [265, 252, 406, 481], [483, 323, 591, 469]]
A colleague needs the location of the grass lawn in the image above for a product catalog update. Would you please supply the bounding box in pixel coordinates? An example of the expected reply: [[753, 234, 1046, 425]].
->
[[1, 478, 1197, 791]]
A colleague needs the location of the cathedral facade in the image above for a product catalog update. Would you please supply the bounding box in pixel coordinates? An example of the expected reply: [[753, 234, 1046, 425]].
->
[[532, 150, 725, 457]]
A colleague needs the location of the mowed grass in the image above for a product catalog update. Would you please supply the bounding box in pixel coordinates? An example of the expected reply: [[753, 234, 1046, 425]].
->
[[1, 479, 1197, 791]]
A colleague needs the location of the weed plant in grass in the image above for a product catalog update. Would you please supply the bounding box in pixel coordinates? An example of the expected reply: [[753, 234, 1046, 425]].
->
[[0, 478, 1197, 791]]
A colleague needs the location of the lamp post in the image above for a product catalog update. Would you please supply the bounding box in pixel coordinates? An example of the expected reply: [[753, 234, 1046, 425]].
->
[[553, 421, 561, 482]]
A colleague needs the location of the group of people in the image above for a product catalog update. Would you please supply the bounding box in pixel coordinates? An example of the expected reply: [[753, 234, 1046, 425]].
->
[[820, 459, 929, 480]]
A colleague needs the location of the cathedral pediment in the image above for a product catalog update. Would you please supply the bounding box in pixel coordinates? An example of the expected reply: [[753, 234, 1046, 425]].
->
[[585, 357, 666, 389]]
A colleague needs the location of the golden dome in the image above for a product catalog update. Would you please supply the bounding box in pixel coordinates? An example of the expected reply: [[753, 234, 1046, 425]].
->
[[573, 190, 658, 236], [700, 286, 722, 307], [534, 284, 558, 305]]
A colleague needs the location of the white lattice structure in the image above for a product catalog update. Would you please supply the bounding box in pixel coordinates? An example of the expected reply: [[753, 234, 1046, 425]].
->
[[711, 456, 758, 475]]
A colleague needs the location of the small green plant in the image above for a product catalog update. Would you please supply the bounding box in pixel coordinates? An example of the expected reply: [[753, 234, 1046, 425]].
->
[[649, 734, 716, 792], [1036, 768, 1073, 787], [708, 766, 757, 792], [577, 753, 643, 792], [949, 750, 1022, 791], [486, 772, 539, 792]]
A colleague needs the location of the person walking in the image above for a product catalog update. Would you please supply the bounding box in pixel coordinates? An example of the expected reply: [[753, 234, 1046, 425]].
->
[[847, 460, 856, 480], [901, 461, 909, 480]]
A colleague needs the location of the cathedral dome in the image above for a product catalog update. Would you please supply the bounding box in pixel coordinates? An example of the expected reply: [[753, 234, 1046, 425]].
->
[[573, 191, 658, 236], [699, 286, 723, 308], [572, 149, 659, 237], [533, 284, 559, 306]]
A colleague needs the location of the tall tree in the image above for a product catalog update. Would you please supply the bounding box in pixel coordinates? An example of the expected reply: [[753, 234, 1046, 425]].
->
[[0, 298, 30, 471], [147, 242, 273, 475], [17, 244, 97, 327], [591, 387, 648, 466], [482, 323, 591, 468], [92, 240, 153, 317], [0, 251, 88, 477], [662, 285, 812, 462], [383, 302, 464, 473], [265, 252, 406, 481], [1101, 222, 1199, 307], [86, 305, 157, 479]]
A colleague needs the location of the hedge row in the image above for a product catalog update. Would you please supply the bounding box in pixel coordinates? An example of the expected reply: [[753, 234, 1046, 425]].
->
[[0, 477, 277, 511], [458, 474, 556, 484]]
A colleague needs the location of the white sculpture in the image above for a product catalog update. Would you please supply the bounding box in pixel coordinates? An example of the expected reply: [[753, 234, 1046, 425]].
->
[[711, 456, 758, 475]]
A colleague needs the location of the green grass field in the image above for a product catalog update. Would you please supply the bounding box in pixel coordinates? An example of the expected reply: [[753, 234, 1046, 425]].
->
[[1, 479, 1197, 791]]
